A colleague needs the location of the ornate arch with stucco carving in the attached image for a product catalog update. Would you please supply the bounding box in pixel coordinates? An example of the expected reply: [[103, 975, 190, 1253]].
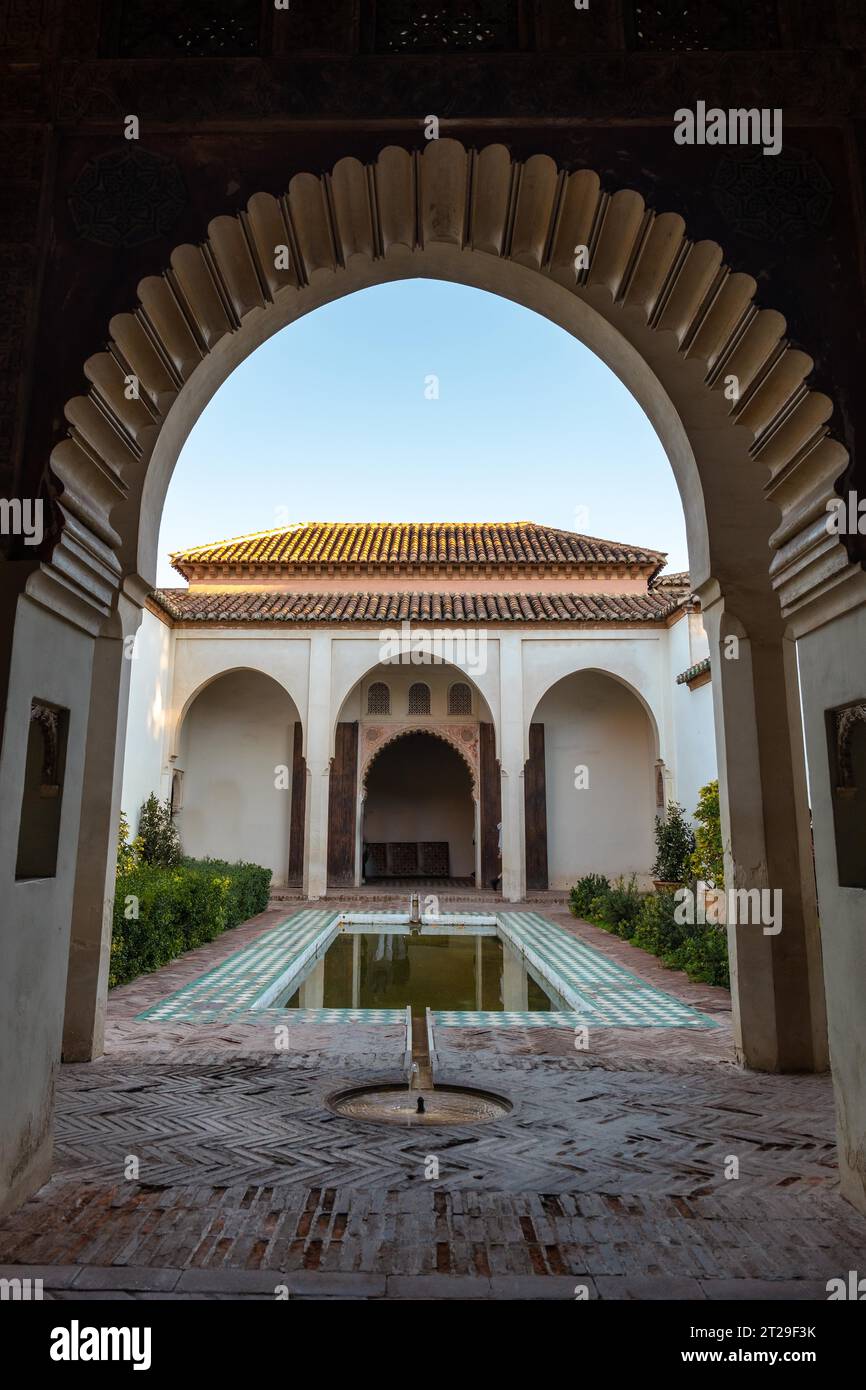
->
[[2, 133, 850, 1217], [833, 701, 866, 792], [41, 138, 855, 635], [360, 723, 479, 799]]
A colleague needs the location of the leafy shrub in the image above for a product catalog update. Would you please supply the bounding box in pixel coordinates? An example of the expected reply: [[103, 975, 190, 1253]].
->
[[669, 924, 729, 988], [116, 811, 137, 876], [588, 893, 611, 923], [136, 793, 182, 868], [691, 779, 724, 889], [570, 875, 644, 939], [572, 856, 733, 989], [632, 889, 689, 956], [602, 875, 644, 939], [569, 873, 610, 917], [110, 858, 272, 987], [632, 888, 729, 988], [652, 801, 696, 883]]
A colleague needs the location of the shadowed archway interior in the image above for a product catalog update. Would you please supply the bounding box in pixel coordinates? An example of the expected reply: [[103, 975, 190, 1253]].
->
[[175, 669, 300, 886], [362, 730, 476, 883], [532, 669, 657, 890]]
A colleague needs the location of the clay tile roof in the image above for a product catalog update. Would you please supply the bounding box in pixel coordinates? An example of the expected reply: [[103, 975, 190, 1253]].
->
[[151, 589, 681, 626], [676, 657, 711, 685], [651, 569, 692, 594], [169, 522, 666, 579]]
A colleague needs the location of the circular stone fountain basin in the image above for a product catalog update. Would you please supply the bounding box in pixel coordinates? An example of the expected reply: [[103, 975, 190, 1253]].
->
[[327, 1083, 512, 1126]]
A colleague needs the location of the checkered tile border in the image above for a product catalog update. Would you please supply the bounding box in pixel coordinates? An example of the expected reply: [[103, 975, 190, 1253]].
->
[[136, 909, 342, 1021], [495, 911, 718, 1029], [134, 906, 717, 1031], [432, 1010, 583, 1028]]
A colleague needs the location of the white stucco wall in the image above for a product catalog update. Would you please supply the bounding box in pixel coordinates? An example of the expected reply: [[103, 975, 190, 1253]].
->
[[520, 632, 666, 763], [175, 669, 298, 882], [667, 610, 717, 819], [332, 639, 500, 749], [121, 607, 174, 832], [168, 632, 309, 757], [0, 595, 95, 1214], [534, 668, 657, 887], [118, 618, 718, 896], [338, 661, 490, 724], [797, 606, 866, 1211]]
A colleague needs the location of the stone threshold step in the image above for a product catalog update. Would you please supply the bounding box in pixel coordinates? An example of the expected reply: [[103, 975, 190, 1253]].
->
[[0, 1265, 832, 1301]]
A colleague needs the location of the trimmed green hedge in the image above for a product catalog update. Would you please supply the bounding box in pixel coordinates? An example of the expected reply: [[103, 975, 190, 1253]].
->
[[632, 889, 729, 988], [569, 876, 729, 990], [110, 857, 272, 988]]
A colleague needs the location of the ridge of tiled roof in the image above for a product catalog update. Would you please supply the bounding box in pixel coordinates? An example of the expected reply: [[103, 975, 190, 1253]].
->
[[651, 569, 691, 589], [151, 589, 682, 625], [169, 522, 666, 578]]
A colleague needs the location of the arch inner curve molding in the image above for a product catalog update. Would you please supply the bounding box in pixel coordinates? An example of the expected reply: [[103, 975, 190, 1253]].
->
[[360, 723, 479, 799], [833, 701, 866, 791], [45, 139, 856, 630]]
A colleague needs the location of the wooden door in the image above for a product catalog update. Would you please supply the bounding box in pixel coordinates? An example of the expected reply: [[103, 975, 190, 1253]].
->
[[327, 721, 358, 886], [287, 721, 306, 885], [479, 721, 502, 889], [524, 721, 549, 891]]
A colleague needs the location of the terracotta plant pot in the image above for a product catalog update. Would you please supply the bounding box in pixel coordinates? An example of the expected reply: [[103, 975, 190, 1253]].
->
[[653, 879, 682, 892]]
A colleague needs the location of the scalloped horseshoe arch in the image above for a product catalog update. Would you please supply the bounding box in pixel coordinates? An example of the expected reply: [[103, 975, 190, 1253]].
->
[[46, 139, 852, 630], [360, 724, 480, 800]]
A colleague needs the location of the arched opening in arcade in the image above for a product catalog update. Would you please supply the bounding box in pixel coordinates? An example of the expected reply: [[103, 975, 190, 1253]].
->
[[3, 141, 862, 1224]]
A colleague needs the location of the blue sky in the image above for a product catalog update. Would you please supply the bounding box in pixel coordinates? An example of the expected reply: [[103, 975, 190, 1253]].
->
[[156, 279, 689, 587]]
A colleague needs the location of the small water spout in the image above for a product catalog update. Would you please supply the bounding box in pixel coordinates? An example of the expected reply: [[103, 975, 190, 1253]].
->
[[416, 1096, 425, 1115], [409, 892, 421, 927]]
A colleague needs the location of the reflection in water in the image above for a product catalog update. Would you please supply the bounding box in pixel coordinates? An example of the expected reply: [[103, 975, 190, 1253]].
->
[[284, 931, 558, 1013]]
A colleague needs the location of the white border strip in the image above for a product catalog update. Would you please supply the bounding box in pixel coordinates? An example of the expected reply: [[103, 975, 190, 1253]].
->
[[250, 914, 342, 1010]]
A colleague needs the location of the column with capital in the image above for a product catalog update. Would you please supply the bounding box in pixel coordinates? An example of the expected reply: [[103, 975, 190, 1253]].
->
[[303, 633, 332, 900], [498, 632, 526, 902]]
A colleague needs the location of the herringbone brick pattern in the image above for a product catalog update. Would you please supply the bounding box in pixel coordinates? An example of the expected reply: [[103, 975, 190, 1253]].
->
[[50, 1053, 839, 1196], [1, 898, 862, 1298], [0, 1050, 863, 1293]]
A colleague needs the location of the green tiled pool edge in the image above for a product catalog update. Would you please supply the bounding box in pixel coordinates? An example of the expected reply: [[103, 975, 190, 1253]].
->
[[497, 911, 719, 1030], [133, 906, 719, 1032]]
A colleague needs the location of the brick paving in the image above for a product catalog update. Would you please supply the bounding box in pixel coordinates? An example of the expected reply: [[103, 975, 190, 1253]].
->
[[2, 900, 863, 1300]]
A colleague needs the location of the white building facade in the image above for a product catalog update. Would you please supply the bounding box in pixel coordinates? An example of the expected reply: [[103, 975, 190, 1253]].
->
[[121, 521, 717, 900]]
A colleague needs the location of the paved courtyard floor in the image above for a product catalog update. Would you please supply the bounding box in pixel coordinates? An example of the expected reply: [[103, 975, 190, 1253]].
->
[[1, 903, 863, 1300]]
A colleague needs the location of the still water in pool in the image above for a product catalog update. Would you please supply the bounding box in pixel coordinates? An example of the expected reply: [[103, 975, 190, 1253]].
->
[[283, 931, 560, 1013]]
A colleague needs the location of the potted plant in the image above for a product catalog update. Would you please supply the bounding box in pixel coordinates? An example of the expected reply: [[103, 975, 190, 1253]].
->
[[652, 801, 696, 890]]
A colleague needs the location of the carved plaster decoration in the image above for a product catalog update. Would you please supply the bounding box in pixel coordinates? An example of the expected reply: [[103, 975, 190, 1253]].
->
[[376, 1, 512, 53], [31, 702, 62, 797], [44, 140, 855, 631], [69, 148, 186, 248], [629, 0, 780, 52], [360, 721, 479, 797], [712, 147, 832, 243], [833, 701, 866, 794]]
